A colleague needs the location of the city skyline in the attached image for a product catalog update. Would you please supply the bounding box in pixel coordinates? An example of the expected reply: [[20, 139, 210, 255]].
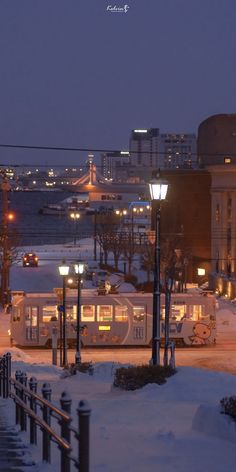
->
[[0, 0, 236, 165]]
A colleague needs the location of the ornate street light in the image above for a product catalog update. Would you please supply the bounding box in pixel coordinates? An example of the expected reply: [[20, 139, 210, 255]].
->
[[149, 174, 168, 365], [70, 212, 80, 246], [74, 262, 85, 365], [58, 260, 70, 366]]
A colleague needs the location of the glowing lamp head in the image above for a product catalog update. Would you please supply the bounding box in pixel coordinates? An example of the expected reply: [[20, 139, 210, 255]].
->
[[7, 212, 14, 221], [149, 177, 168, 201], [74, 262, 85, 275], [59, 261, 70, 276], [70, 212, 80, 220]]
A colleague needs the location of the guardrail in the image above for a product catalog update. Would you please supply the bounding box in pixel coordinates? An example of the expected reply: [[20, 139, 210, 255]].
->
[[0, 352, 91, 472]]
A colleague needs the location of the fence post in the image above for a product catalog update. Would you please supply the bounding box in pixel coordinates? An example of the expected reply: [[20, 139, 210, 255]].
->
[[29, 377, 38, 445], [15, 370, 21, 425], [52, 326, 58, 366], [42, 382, 52, 463], [169, 341, 176, 369], [60, 391, 72, 472], [0, 357, 2, 397], [77, 400, 91, 472], [5, 352, 11, 398], [2, 355, 6, 398], [19, 372, 27, 431]]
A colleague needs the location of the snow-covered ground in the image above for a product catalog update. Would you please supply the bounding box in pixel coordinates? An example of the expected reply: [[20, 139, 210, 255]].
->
[[0, 349, 236, 472], [2, 238, 236, 471]]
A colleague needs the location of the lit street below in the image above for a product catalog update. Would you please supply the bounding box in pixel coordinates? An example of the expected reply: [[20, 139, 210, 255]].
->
[[22, 340, 236, 375]]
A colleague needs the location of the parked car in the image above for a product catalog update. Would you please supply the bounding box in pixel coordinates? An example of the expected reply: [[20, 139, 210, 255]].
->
[[22, 253, 39, 267]]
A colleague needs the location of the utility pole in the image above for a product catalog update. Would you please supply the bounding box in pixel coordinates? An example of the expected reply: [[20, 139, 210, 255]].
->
[[0, 179, 11, 307]]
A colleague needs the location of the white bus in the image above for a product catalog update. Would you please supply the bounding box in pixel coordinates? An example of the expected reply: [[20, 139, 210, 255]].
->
[[10, 290, 216, 348]]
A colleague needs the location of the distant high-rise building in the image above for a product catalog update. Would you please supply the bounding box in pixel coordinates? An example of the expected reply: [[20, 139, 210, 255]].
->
[[159, 133, 197, 169], [129, 128, 160, 169], [101, 151, 130, 181]]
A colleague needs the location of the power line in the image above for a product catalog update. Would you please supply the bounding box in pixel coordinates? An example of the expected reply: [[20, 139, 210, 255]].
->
[[0, 141, 235, 158]]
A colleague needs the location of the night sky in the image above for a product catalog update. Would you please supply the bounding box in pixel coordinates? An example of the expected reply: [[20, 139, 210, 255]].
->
[[0, 0, 236, 166]]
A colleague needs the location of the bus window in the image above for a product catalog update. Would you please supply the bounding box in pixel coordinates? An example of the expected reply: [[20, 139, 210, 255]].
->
[[42, 305, 57, 322], [97, 305, 113, 322], [188, 305, 204, 321], [81, 305, 95, 322], [115, 305, 128, 322], [133, 306, 145, 323], [25, 306, 39, 341], [66, 305, 76, 321], [170, 304, 186, 321]]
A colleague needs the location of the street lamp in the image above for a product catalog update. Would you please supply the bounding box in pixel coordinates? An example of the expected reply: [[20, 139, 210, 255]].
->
[[94, 209, 97, 261], [149, 174, 168, 365], [58, 261, 70, 367], [74, 262, 85, 365], [70, 212, 80, 246]]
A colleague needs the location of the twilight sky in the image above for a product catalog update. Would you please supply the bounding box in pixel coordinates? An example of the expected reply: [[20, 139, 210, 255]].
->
[[0, 0, 236, 166]]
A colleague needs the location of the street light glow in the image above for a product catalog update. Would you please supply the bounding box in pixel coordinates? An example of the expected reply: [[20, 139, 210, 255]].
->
[[58, 263, 70, 276], [74, 262, 85, 275], [149, 178, 168, 201], [70, 212, 80, 220], [7, 212, 15, 221]]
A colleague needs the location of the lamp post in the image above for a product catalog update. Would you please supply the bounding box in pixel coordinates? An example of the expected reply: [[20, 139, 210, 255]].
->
[[70, 212, 80, 246], [131, 207, 136, 245], [58, 261, 70, 367], [94, 209, 97, 261], [149, 174, 168, 365], [74, 262, 85, 365]]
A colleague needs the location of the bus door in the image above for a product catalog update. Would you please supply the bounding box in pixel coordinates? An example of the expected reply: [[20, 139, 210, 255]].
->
[[132, 305, 146, 344], [25, 306, 39, 342]]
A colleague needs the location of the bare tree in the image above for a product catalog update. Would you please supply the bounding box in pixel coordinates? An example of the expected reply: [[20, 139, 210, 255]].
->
[[0, 227, 21, 305], [140, 243, 154, 282], [96, 212, 120, 266], [107, 232, 124, 270]]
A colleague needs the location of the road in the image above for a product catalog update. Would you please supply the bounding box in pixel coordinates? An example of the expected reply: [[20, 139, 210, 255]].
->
[[22, 338, 236, 375]]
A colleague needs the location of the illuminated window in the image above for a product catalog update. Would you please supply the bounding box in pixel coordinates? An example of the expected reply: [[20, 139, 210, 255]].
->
[[42, 305, 57, 322], [215, 204, 220, 222], [25, 306, 38, 325], [97, 305, 113, 322], [133, 306, 145, 323], [170, 303, 186, 321], [115, 305, 128, 322], [66, 304, 76, 321], [224, 157, 232, 164], [25, 306, 39, 341], [81, 305, 95, 322], [188, 305, 203, 321]]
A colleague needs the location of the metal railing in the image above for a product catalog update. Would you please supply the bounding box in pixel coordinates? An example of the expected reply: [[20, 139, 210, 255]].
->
[[0, 352, 91, 472]]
